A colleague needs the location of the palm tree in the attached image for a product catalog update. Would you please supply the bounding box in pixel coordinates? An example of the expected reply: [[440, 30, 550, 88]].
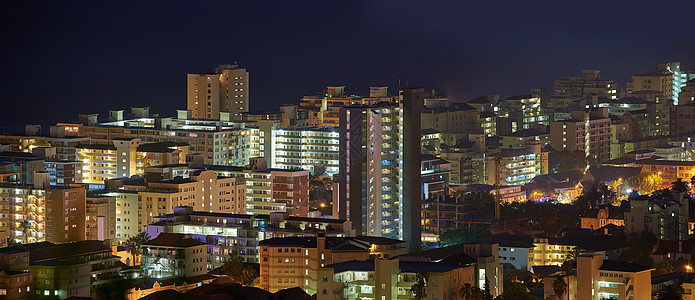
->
[[561, 258, 574, 300], [552, 277, 567, 300], [672, 178, 690, 194], [19, 220, 31, 244], [460, 283, 473, 300], [124, 232, 150, 266], [409, 271, 429, 300]]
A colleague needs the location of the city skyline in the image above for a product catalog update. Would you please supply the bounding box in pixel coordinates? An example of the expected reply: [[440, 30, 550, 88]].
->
[[2, 1, 694, 127]]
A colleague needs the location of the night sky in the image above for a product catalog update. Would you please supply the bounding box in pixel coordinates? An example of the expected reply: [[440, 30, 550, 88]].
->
[[2, 1, 694, 129]]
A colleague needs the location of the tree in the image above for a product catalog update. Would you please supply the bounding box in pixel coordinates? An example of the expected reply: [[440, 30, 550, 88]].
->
[[655, 283, 684, 300], [561, 260, 573, 300], [409, 271, 429, 300], [494, 277, 534, 300], [626, 173, 663, 195], [483, 276, 492, 300], [619, 231, 658, 266], [559, 249, 577, 300], [220, 244, 259, 286], [459, 283, 473, 300], [552, 277, 567, 300], [124, 232, 151, 266], [672, 178, 690, 194], [546, 146, 587, 173], [19, 220, 31, 244], [653, 262, 674, 277], [573, 180, 614, 211], [439, 228, 491, 246]]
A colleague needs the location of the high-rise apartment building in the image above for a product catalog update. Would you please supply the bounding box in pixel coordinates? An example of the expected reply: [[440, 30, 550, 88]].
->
[[271, 127, 340, 176], [550, 108, 611, 162], [626, 62, 689, 105], [76, 139, 188, 185], [85, 194, 116, 242], [187, 64, 249, 120], [550, 70, 618, 109], [57, 109, 265, 166], [338, 88, 423, 250], [145, 206, 355, 265], [0, 180, 87, 244], [141, 159, 310, 216], [300, 86, 393, 128], [670, 105, 695, 137], [497, 92, 548, 135]]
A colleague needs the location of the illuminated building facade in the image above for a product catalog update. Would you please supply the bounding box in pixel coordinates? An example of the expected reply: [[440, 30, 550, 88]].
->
[[550, 70, 619, 109], [271, 127, 339, 176], [76, 139, 187, 184], [338, 88, 423, 249], [187, 64, 249, 120], [145, 207, 355, 266]]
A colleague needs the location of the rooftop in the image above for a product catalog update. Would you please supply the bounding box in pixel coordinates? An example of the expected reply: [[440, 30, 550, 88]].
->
[[142, 233, 206, 248], [599, 260, 653, 273]]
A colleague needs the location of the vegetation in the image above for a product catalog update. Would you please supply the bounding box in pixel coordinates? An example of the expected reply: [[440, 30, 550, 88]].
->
[[573, 180, 614, 211], [619, 231, 658, 266], [19, 220, 30, 244], [494, 277, 534, 300], [7, 238, 21, 247], [626, 172, 663, 195], [655, 283, 684, 300], [220, 245, 259, 286], [503, 201, 579, 236], [552, 277, 567, 300], [410, 271, 429, 300], [545, 146, 587, 173], [672, 178, 690, 194], [561, 251, 576, 300], [124, 231, 151, 265], [439, 228, 491, 246]]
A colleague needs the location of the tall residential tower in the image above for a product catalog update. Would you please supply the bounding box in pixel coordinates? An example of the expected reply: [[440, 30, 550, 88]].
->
[[187, 64, 249, 120], [338, 88, 423, 250]]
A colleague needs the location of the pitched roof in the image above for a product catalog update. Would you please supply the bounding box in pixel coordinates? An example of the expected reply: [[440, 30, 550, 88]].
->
[[486, 233, 535, 248], [399, 244, 476, 265], [586, 166, 642, 182], [653, 240, 695, 255], [599, 260, 653, 273], [29, 240, 111, 262], [602, 157, 637, 166], [258, 236, 403, 250], [532, 170, 584, 186], [143, 233, 206, 248]]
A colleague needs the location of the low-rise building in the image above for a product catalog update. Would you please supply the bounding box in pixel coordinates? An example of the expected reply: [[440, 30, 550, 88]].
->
[[580, 205, 626, 230], [0, 270, 32, 300], [140, 233, 207, 279], [576, 252, 653, 300], [633, 158, 695, 186], [259, 235, 407, 294], [145, 206, 355, 266], [398, 243, 503, 298], [317, 258, 475, 300], [624, 193, 689, 240], [0, 240, 121, 298]]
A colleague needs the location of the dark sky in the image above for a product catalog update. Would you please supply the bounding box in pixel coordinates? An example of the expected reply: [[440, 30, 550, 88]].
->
[[2, 1, 694, 129]]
